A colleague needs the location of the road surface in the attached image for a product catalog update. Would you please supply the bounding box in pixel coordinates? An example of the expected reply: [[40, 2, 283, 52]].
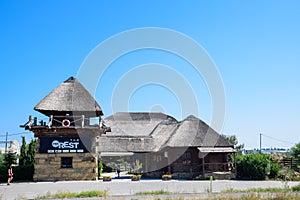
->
[[0, 178, 299, 199]]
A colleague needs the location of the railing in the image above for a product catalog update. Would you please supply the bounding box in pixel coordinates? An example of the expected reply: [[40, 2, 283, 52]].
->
[[21, 115, 110, 132], [171, 162, 235, 174], [204, 162, 235, 173], [281, 158, 300, 171]]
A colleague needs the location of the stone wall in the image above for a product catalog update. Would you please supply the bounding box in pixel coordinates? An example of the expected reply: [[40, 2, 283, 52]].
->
[[34, 153, 98, 181]]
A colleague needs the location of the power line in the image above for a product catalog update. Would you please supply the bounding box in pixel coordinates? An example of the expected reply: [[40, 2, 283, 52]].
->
[[9, 131, 33, 136], [261, 133, 296, 146], [0, 131, 32, 138]]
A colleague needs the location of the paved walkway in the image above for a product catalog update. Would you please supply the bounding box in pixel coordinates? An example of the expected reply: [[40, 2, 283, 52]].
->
[[0, 179, 299, 200]]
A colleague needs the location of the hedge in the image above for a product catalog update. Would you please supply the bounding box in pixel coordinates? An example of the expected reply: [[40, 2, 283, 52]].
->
[[0, 165, 34, 182], [236, 153, 280, 180]]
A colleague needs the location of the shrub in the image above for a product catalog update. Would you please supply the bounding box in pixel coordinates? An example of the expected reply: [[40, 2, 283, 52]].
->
[[195, 175, 210, 180], [279, 168, 300, 181], [39, 190, 107, 198], [135, 190, 172, 195], [14, 165, 34, 181], [162, 174, 172, 181], [269, 162, 281, 179], [236, 153, 279, 180], [102, 176, 112, 182], [102, 163, 114, 172], [162, 174, 172, 179], [131, 174, 142, 181], [98, 161, 103, 176], [131, 174, 142, 179], [291, 143, 300, 159], [0, 164, 34, 182], [292, 184, 300, 192]]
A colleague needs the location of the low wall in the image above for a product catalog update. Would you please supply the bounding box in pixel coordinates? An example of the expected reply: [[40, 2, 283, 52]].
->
[[34, 153, 98, 181]]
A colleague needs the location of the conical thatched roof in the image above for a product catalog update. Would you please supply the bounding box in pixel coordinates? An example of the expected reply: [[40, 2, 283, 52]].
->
[[34, 77, 103, 117]]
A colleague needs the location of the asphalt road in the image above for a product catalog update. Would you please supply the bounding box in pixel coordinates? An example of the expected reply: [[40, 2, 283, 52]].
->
[[0, 179, 299, 200]]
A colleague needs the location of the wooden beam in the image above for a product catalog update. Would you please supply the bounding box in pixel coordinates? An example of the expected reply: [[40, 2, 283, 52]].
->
[[202, 156, 205, 175]]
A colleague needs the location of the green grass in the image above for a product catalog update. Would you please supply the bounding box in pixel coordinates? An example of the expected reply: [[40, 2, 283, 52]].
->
[[135, 190, 173, 195], [132, 193, 300, 200], [134, 193, 300, 200], [213, 193, 300, 200], [38, 190, 107, 199], [223, 187, 288, 193], [223, 184, 300, 193]]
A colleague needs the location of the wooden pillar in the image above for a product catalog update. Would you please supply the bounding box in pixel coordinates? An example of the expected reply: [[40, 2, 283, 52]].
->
[[145, 153, 148, 173], [234, 152, 237, 177], [167, 156, 171, 174], [202, 156, 205, 175]]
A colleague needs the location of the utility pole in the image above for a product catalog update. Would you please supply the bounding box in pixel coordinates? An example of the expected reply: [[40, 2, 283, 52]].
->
[[5, 132, 8, 154], [259, 133, 262, 153]]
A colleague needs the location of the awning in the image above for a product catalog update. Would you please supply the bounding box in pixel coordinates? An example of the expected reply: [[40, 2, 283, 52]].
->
[[198, 147, 235, 153], [100, 152, 134, 156]]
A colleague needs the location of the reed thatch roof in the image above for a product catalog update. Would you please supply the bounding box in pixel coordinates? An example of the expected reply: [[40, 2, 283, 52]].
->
[[104, 112, 177, 137], [98, 112, 177, 152], [34, 77, 103, 117], [165, 115, 231, 148], [98, 112, 232, 153]]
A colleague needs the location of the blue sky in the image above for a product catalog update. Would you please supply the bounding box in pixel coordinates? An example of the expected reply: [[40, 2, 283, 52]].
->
[[0, 1, 299, 149]]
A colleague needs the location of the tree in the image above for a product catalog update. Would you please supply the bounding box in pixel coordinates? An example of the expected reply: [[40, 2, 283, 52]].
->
[[4, 152, 17, 167], [26, 139, 36, 166], [222, 134, 244, 152], [19, 138, 36, 166], [19, 136, 28, 166], [0, 152, 4, 166], [291, 143, 300, 159]]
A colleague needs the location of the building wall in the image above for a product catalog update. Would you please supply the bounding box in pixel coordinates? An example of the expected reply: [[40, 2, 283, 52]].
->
[[144, 148, 202, 178], [34, 152, 98, 181], [204, 153, 228, 172], [32, 129, 100, 181], [144, 148, 231, 179], [170, 148, 201, 179]]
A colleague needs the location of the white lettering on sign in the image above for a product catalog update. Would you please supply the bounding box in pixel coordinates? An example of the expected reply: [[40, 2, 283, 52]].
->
[[52, 140, 80, 149]]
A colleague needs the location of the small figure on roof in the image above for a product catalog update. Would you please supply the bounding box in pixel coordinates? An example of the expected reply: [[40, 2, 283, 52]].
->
[[20, 115, 32, 129], [99, 117, 107, 129]]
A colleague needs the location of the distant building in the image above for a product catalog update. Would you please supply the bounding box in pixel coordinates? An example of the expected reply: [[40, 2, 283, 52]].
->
[[0, 140, 20, 155], [242, 148, 291, 154]]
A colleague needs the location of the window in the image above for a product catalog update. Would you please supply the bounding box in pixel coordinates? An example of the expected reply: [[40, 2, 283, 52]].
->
[[182, 152, 191, 165], [61, 157, 72, 168], [153, 155, 162, 162], [182, 152, 191, 159]]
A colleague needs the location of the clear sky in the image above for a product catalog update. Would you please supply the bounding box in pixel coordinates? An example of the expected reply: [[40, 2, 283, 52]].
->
[[0, 1, 299, 149]]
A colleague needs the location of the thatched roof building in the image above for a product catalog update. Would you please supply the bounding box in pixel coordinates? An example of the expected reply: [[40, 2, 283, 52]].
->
[[34, 77, 103, 117], [22, 76, 106, 181], [99, 112, 232, 153]]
